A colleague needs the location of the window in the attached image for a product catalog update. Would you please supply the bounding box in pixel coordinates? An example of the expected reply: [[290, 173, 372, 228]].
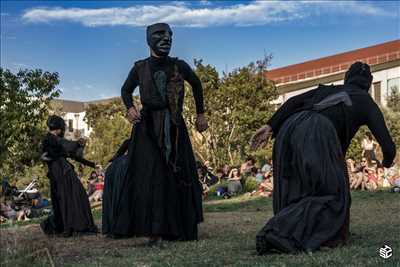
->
[[68, 119, 73, 132], [373, 82, 381, 104]]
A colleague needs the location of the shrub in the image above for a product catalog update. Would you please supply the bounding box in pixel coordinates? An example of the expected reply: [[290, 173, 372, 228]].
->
[[243, 176, 258, 192]]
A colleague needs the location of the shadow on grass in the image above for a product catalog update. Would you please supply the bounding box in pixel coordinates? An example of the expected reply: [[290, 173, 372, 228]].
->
[[204, 195, 272, 213]]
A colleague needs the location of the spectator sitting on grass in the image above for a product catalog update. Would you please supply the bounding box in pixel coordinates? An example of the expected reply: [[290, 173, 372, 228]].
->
[[346, 158, 356, 185], [222, 164, 231, 178], [376, 165, 390, 188], [215, 169, 226, 184], [89, 174, 104, 202], [251, 171, 274, 197], [0, 201, 29, 222], [87, 171, 98, 196], [350, 157, 369, 190], [227, 168, 242, 195], [255, 169, 265, 184], [261, 157, 272, 173], [365, 164, 378, 191], [387, 165, 400, 187], [199, 178, 210, 199], [240, 157, 255, 177]]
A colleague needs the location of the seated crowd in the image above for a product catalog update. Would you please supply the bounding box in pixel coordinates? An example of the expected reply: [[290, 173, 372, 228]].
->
[[197, 157, 275, 199], [87, 170, 105, 202], [347, 157, 400, 191], [0, 180, 50, 224]]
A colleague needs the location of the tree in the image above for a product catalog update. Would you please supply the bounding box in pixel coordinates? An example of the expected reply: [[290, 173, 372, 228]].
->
[[0, 68, 60, 188], [183, 56, 278, 168], [84, 99, 133, 168], [387, 86, 400, 112]]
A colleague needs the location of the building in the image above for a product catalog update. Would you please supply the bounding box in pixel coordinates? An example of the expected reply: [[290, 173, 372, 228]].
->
[[266, 39, 400, 106], [53, 40, 399, 140], [51, 97, 119, 140]]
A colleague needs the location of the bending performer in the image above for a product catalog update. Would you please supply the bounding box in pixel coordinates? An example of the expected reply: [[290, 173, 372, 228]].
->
[[251, 62, 396, 254]]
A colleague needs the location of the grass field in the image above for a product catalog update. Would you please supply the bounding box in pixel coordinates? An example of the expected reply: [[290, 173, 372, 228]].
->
[[0, 191, 399, 267]]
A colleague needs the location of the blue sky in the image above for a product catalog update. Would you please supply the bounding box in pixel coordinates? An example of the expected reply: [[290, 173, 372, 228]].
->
[[1, 1, 399, 101]]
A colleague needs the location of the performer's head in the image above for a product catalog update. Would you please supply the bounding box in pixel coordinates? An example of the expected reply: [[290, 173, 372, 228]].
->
[[146, 23, 172, 58], [47, 115, 66, 137], [344, 61, 373, 92]]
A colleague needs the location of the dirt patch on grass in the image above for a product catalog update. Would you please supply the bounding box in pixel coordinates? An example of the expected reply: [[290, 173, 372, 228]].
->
[[0, 211, 267, 266]]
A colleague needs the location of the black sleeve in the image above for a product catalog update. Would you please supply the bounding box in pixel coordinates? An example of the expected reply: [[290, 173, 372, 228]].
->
[[177, 60, 205, 114], [43, 134, 68, 159], [121, 65, 140, 110], [267, 89, 316, 137], [364, 97, 396, 167], [109, 139, 130, 162], [71, 156, 96, 168]]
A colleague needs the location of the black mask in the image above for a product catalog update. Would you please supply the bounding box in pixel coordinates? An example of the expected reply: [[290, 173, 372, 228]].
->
[[146, 23, 172, 57], [47, 115, 66, 137], [344, 61, 373, 91]]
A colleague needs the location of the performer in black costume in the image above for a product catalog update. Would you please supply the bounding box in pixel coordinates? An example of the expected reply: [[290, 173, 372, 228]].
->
[[251, 62, 396, 254], [102, 139, 130, 235], [112, 23, 208, 243], [41, 115, 98, 237]]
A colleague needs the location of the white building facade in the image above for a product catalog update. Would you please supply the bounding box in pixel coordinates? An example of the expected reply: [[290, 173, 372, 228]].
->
[[268, 40, 400, 107]]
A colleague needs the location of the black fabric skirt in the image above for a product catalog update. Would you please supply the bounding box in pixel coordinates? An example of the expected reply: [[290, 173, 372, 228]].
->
[[102, 155, 128, 235], [109, 116, 203, 241], [256, 111, 350, 253], [41, 159, 97, 235]]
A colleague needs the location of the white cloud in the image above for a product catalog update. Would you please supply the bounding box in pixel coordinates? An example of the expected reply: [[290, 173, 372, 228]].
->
[[21, 1, 393, 28], [12, 62, 30, 69]]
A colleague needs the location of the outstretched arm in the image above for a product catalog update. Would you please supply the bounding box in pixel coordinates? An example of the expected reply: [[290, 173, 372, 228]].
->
[[71, 156, 96, 168], [250, 89, 316, 150], [364, 98, 396, 167]]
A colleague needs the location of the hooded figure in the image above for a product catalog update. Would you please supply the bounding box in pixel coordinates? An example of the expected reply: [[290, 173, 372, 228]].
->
[[111, 23, 208, 244], [41, 115, 98, 237], [251, 62, 396, 254]]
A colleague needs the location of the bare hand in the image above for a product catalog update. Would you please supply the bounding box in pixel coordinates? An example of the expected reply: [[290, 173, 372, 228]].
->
[[196, 114, 208, 133], [127, 107, 141, 124], [250, 124, 273, 150]]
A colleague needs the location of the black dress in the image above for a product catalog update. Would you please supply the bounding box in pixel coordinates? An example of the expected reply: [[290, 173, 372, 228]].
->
[[256, 83, 396, 253], [41, 133, 98, 236], [112, 56, 204, 240], [102, 139, 130, 235]]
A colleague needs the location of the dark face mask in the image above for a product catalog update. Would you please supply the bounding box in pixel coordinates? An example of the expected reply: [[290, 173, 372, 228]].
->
[[58, 128, 65, 138], [146, 23, 172, 57]]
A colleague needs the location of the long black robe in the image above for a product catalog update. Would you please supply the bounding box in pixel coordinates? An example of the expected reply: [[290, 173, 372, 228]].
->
[[112, 56, 204, 240], [102, 139, 130, 235], [41, 133, 97, 235], [256, 83, 396, 253]]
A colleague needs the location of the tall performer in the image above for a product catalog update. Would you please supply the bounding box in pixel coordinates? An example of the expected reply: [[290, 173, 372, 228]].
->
[[112, 23, 208, 244], [41, 115, 98, 237], [251, 62, 396, 254]]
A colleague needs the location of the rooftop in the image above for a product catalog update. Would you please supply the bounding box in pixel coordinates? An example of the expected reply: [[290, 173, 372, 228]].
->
[[266, 39, 400, 85]]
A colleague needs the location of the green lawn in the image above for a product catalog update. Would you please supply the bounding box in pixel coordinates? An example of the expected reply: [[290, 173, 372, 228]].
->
[[1, 191, 399, 267]]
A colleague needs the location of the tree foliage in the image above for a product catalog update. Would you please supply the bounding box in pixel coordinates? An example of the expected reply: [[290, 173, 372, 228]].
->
[[84, 99, 133, 168], [0, 68, 60, 187], [184, 56, 278, 167], [387, 86, 400, 112]]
